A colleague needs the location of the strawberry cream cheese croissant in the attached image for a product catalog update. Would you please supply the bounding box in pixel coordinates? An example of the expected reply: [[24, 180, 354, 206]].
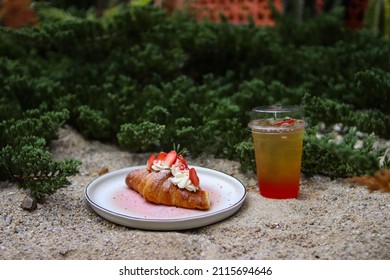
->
[[125, 150, 210, 210]]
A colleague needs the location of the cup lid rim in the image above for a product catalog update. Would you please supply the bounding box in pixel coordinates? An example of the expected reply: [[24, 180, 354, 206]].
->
[[251, 105, 303, 113]]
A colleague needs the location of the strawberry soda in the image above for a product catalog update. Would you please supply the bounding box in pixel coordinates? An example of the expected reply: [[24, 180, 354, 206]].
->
[[248, 106, 306, 199]]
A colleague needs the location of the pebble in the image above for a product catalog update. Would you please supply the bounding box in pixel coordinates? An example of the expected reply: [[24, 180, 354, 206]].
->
[[21, 195, 37, 211], [59, 248, 68, 256], [5, 216, 13, 224]]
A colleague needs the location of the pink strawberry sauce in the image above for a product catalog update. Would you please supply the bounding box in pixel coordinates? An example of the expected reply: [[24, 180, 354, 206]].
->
[[112, 184, 224, 219]]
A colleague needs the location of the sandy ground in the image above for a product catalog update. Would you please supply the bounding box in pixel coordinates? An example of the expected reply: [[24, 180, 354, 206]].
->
[[0, 126, 389, 260]]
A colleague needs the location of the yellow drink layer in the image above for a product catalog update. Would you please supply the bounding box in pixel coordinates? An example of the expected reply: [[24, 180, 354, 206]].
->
[[250, 119, 305, 199]]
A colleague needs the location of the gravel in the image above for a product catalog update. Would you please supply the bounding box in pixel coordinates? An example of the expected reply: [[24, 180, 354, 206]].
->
[[0, 126, 389, 260]]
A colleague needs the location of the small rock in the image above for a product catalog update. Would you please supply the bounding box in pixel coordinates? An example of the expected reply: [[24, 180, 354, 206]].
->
[[59, 248, 68, 256], [5, 216, 13, 224], [21, 194, 37, 211]]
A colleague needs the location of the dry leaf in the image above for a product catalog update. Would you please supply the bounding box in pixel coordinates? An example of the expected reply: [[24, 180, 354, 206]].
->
[[98, 167, 109, 176], [345, 169, 390, 192]]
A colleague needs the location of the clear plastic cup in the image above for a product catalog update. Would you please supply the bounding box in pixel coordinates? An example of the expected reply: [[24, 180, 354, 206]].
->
[[248, 105, 306, 199]]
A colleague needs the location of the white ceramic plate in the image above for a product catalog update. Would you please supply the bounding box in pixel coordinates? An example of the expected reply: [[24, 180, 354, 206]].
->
[[85, 166, 246, 230]]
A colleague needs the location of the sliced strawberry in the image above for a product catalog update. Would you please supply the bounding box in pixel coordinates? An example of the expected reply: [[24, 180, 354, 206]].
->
[[274, 119, 295, 126], [189, 167, 200, 187], [162, 150, 177, 167], [177, 154, 188, 170], [157, 151, 167, 160], [147, 154, 156, 171]]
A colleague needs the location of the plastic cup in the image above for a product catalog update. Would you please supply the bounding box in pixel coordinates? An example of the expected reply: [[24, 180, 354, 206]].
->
[[248, 105, 306, 199]]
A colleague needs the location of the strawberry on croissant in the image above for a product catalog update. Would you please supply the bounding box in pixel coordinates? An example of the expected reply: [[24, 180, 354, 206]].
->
[[125, 150, 210, 210]]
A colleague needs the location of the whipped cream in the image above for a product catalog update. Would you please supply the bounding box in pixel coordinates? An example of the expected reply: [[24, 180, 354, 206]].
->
[[170, 163, 198, 192], [151, 160, 170, 171], [151, 159, 198, 192]]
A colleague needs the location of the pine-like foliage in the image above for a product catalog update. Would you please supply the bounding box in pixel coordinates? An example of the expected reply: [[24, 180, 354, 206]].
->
[[0, 106, 81, 199], [302, 127, 387, 178]]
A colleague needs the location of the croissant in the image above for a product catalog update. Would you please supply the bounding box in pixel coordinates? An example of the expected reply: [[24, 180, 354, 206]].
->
[[125, 168, 211, 210]]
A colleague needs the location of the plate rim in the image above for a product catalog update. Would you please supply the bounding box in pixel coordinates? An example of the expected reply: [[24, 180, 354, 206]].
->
[[84, 165, 247, 228]]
